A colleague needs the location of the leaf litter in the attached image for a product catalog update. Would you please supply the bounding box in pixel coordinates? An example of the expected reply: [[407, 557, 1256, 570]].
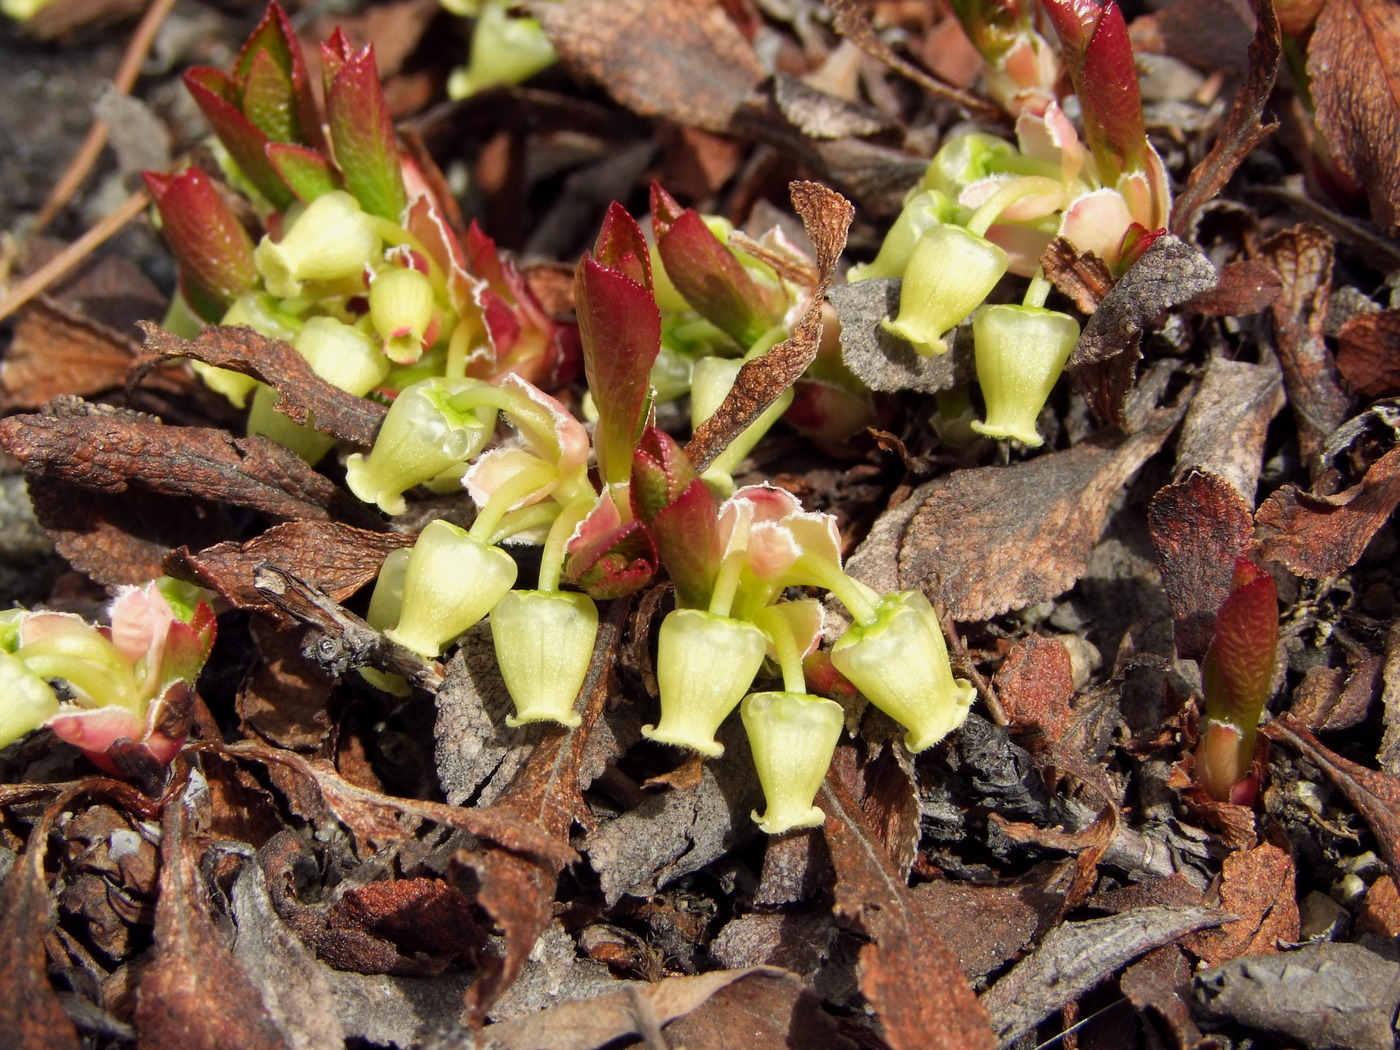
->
[[4, 1, 1400, 1048]]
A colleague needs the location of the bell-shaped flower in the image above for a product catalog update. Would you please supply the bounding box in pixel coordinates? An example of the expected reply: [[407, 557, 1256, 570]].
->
[[253, 190, 382, 299], [642, 608, 768, 757], [830, 590, 974, 753], [491, 589, 598, 727], [345, 376, 499, 515], [295, 316, 391, 397], [384, 519, 518, 659], [369, 264, 437, 364], [741, 690, 844, 834], [970, 304, 1080, 447], [881, 224, 1008, 356]]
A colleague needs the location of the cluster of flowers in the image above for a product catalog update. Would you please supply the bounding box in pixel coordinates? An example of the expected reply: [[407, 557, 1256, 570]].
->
[[345, 197, 974, 834], [855, 0, 1170, 447], [0, 580, 216, 773]]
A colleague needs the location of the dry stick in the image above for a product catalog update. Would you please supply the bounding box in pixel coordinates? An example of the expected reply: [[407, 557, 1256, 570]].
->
[[31, 0, 181, 234], [0, 188, 150, 325]]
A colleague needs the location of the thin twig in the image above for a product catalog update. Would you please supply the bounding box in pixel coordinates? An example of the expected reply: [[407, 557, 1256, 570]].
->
[[31, 0, 181, 233], [0, 188, 150, 324]]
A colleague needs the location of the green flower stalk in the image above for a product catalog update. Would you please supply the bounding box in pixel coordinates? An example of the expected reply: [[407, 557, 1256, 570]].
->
[[846, 189, 960, 283], [970, 272, 1080, 447], [830, 590, 975, 753], [642, 608, 768, 757], [253, 190, 382, 299], [382, 519, 518, 659], [344, 377, 499, 515], [1196, 558, 1279, 804]]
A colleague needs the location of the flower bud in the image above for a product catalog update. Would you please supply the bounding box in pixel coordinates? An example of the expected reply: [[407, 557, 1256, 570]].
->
[[881, 224, 1008, 356], [0, 650, 60, 749], [385, 521, 518, 659], [253, 190, 382, 299], [741, 690, 843, 834], [296, 316, 392, 397], [830, 591, 974, 753], [344, 377, 498, 515], [970, 304, 1080, 447], [369, 266, 437, 364], [491, 590, 598, 727], [642, 608, 768, 757]]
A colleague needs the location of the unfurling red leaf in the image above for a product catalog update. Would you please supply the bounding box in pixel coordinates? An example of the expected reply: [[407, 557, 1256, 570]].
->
[[183, 67, 296, 210], [592, 201, 652, 289], [323, 32, 407, 221], [648, 478, 722, 611], [143, 169, 257, 321], [1202, 559, 1278, 729], [574, 255, 661, 487]]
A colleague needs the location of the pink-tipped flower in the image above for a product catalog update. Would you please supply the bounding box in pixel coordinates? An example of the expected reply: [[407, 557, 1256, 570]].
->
[[5, 580, 215, 774], [1196, 559, 1279, 803], [949, 0, 1060, 116]]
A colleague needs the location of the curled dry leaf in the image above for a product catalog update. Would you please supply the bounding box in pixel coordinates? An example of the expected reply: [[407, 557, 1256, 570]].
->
[[1069, 236, 1218, 429], [1194, 942, 1400, 1050], [139, 323, 387, 446], [1309, 0, 1400, 234], [1183, 260, 1283, 318], [1148, 470, 1255, 662], [534, 0, 765, 134], [1337, 309, 1400, 398], [1171, 357, 1286, 503], [1255, 445, 1400, 577], [685, 182, 853, 471], [979, 905, 1229, 1047], [1257, 224, 1352, 471], [1040, 236, 1114, 315], [890, 407, 1181, 621], [821, 762, 997, 1050]]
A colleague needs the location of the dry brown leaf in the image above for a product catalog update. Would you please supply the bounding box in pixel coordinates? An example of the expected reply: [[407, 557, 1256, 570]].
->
[[911, 877, 1043, 981], [1169, 0, 1282, 236], [1337, 310, 1400, 398], [1040, 236, 1114, 315], [1257, 225, 1353, 471], [481, 967, 791, 1050], [1309, 0, 1400, 233], [894, 409, 1181, 621], [237, 616, 334, 751], [661, 968, 856, 1049], [1262, 716, 1400, 875], [166, 522, 412, 610], [1255, 445, 1400, 577], [0, 297, 187, 409], [139, 324, 387, 446], [136, 770, 297, 1050], [822, 762, 997, 1050], [686, 182, 853, 472], [534, 0, 765, 133], [1183, 260, 1283, 318], [993, 635, 1076, 743], [0, 801, 85, 1050], [1118, 946, 1207, 1050], [1183, 842, 1299, 967], [1148, 471, 1255, 662]]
